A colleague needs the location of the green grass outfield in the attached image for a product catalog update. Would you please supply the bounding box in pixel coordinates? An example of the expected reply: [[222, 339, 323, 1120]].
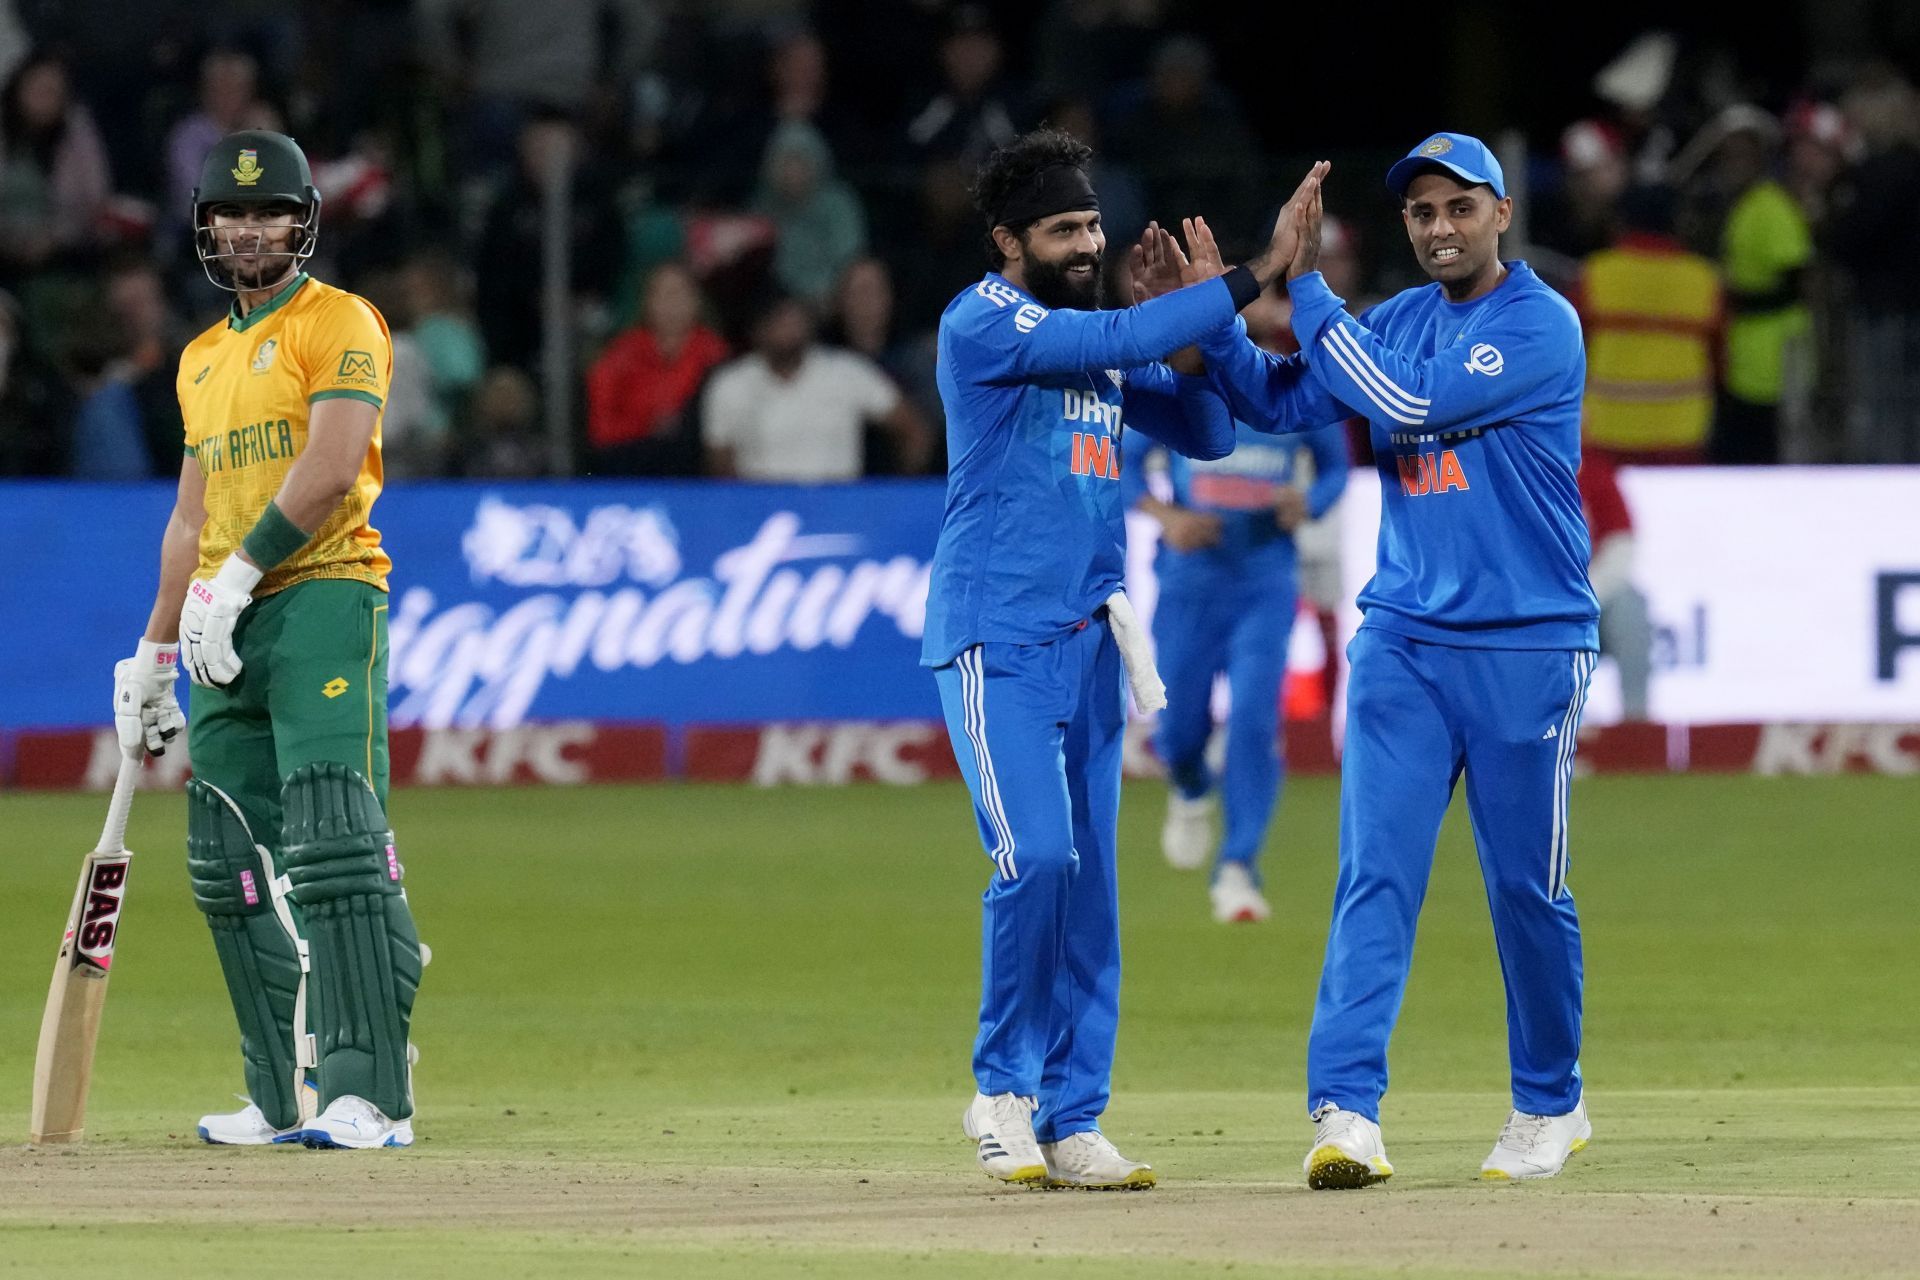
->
[[2, 775, 1916, 1278]]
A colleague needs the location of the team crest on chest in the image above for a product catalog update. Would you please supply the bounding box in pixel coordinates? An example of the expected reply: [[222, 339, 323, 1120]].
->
[[251, 338, 278, 374]]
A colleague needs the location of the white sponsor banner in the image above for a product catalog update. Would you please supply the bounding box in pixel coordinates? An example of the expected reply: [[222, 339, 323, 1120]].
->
[[1329, 466, 1920, 724]]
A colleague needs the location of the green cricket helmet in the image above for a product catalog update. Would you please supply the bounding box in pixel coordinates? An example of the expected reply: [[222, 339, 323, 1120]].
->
[[191, 130, 322, 293]]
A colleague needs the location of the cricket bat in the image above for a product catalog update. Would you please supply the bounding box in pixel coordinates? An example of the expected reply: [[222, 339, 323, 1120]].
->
[[29, 754, 139, 1144]]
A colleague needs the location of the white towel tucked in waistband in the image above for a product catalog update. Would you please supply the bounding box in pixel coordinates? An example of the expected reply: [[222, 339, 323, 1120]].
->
[[1103, 590, 1166, 715]]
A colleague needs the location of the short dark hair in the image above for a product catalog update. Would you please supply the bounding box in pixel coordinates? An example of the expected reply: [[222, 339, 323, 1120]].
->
[[970, 127, 1094, 269]]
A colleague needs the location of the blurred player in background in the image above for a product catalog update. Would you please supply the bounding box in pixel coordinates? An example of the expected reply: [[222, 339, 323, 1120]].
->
[[923, 125, 1325, 1189], [111, 130, 423, 1150], [1579, 451, 1652, 719], [1183, 133, 1599, 1188], [1126, 280, 1348, 923]]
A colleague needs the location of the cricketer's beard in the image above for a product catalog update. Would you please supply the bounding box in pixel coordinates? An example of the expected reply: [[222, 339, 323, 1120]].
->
[[228, 247, 300, 293], [1023, 250, 1104, 311], [216, 226, 299, 293]]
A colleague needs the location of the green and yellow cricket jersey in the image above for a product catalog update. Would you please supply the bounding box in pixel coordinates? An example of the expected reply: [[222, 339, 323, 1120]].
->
[[178, 272, 393, 597]]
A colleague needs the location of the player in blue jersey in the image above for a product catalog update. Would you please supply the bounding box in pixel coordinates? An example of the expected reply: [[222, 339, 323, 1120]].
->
[[1127, 378, 1348, 923], [924, 127, 1329, 1190], [1183, 134, 1600, 1188]]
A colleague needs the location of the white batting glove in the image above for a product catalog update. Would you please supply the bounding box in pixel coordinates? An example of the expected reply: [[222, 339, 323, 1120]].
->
[[181, 555, 264, 687], [113, 639, 186, 758]]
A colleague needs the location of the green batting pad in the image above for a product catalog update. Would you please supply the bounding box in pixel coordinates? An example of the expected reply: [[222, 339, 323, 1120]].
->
[[186, 779, 306, 1131], [281, 762, 422, 1118]]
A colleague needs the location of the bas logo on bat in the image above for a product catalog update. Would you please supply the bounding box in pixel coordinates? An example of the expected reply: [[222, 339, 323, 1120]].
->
[[73, 858, 130, 973]]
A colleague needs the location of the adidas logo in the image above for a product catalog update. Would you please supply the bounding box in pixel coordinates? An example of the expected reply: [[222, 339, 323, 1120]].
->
[[1542, 725, 1558, 740]]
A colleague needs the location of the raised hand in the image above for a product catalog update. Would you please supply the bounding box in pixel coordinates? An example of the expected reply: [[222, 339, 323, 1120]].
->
[[1181, 217, 1226, 283], [1252, 161, 1330, 287], [1130, 221, 1192, 302], [1287, 172, 1325, 282]]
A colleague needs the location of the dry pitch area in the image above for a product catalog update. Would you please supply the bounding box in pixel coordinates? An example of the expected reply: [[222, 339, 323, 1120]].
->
[[3, 778, 1916, 1277], [7, 1089, 1916, 1277]]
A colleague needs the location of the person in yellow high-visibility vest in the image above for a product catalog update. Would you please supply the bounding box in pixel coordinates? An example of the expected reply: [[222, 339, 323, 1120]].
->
[[1574, 184, 1724, 466]]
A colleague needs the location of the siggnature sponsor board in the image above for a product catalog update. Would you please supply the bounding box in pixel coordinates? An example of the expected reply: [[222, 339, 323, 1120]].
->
[[1, 468, 1914, 790]]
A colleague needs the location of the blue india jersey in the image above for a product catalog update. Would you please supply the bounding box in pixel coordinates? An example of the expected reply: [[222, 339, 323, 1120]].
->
[[921, 271, 1246, 667], [1199, 262, 1598, 649], [1131, 419, 1348, 597]]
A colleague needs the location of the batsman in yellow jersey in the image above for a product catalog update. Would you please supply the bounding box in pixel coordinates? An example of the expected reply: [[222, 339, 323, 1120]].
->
[[111, 129, 423, 1149]]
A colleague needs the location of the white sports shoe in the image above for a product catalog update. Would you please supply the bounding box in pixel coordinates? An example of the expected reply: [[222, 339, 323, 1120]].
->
[[197, 1101, 303, 1146], [961, 1092, 1046, 1185], [1209, 862, 1271, 923], [302, 1095, 414, 1150], [1481, 1096, 1591, 1180], [197, 1078, 316, 1146], [1304, 1104, 1394, 1190], [1161, 791, 1216, 870], [1041, 1131, 1155, 1190]]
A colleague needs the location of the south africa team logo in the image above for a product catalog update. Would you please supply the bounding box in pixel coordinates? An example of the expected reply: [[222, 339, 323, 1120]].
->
[[251, 338, 278, 374], [231, 149, 262, 185]]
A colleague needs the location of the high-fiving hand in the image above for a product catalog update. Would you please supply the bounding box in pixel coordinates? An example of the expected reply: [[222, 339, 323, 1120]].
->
[[1287, 168, 1326, 282], [1128, 219, 1224, 374], [1179, 217, 1226, 282], [1128, 220, 1194, 302], [1252, 161, 1331, 287]]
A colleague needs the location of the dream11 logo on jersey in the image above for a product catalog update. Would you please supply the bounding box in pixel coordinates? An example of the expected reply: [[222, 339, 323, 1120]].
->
[[1065, 373, 1124, 480], [385, 498, 933, 728]]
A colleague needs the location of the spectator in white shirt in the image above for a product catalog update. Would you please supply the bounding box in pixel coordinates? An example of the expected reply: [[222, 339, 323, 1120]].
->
[[702, 293, 929, 481]]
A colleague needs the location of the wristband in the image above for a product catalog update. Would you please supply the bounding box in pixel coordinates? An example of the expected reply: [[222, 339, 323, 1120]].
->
[[239, 501, 310, 573], [1221, 265, 1261, 312]]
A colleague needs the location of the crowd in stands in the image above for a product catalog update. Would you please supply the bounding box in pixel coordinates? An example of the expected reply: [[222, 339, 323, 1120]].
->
[[0, 5, 1913, 482]]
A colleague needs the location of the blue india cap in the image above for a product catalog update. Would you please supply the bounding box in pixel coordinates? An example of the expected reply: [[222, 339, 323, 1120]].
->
[[1386, 132, 1507, 199]]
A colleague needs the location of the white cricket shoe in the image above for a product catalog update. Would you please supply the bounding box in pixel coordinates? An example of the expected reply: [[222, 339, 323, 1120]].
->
[[302, 1095, 414, 1150], [1481, 1096, 1591, 1180], [1209, 862, 1271, 923], [1041, 1131, 1155, 1190], [1161, 791, 1217, 870], [197, 1101, 304, 1146], [1304, 1104, 1394, 1189], [961, 1092, 1046, 1185]]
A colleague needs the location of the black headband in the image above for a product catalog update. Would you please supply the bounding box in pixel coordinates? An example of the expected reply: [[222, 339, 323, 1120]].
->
[[992, 164, 1099, 229]]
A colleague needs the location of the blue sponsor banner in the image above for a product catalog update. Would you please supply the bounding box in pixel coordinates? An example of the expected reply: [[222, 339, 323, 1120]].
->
[[1, 480, 946, 729]]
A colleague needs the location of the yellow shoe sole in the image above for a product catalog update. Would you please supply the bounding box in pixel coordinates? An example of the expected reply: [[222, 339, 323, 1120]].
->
[[1045, 1168, 1157, 1191], [987, 1163, 1048, 1186], [1480, 1135, 1589, 1181], [1306, 1145, 1393, 1190]]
